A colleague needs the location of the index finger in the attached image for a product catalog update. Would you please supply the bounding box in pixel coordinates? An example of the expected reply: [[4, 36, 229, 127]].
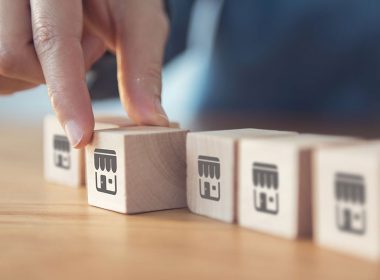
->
[[30, 0, 94, 148]]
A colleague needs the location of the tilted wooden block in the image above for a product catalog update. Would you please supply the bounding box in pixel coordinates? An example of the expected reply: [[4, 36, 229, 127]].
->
[[187, 129, 296, 223], [43, 115, 135, 187], [314, 142, 380, 260], [238, 134, 359, 239], [86, 126, 188, 214], [94, 115, 180, 129]]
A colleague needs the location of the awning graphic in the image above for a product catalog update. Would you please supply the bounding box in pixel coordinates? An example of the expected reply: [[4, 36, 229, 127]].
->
[[94, 149, 117, 173], [53, 135, 70, 152], [335, 173, 365, 204], [198, 156, 220, 179]]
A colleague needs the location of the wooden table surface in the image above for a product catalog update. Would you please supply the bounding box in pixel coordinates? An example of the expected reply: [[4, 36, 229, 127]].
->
[[0, 124, 379, 280]]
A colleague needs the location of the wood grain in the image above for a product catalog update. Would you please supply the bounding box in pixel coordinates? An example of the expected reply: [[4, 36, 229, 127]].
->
[[86, 127, 188, 214], [187, 129, 295, 223], [43, 115, 179, 188], [0, 125, 379, 280], [314, 142, 380, 260], [238, 134, 359, 239], [43, 115, 136, 187]]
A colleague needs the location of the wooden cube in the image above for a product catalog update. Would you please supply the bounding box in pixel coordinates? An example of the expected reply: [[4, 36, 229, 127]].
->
[[314, 142, 380, 260], [187, 129, 296, 223], [238, 134, 358, 239], [43, 115, 135, 187], [86, 127, 188, 214]]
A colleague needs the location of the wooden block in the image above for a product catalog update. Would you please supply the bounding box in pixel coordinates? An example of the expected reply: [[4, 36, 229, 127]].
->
[[187, 129, 296, 223], [43, 115, 135, 187], [314, 142, 380, 260], [85, 126, 188, 214], [238, 134, 359, 239], [94, 115, 135, 130]]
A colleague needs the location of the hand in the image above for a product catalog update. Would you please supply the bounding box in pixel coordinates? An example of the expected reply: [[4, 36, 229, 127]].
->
[[0, 0, 170, 147]]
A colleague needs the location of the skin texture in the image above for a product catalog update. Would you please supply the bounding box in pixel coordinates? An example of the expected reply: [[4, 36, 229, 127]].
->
[[0, 0, 169, 147]]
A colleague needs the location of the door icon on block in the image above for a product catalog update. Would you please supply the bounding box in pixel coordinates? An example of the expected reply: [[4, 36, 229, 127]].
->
[[53, 135, 71, 169], [252, 162, 279, 215], [94, 149, 117, 195], [335, 173, 366, 235], [198, 155, 221, 201]]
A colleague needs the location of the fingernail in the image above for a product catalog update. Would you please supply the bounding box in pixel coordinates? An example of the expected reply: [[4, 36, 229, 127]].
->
[[64, 120, 83, 148]]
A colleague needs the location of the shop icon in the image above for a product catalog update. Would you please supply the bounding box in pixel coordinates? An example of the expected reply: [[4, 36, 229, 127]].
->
[[94, 149, 117, 195], [335, 173, 366, 235], [53, 135, 71, 169], [198, 155, 221, 201], [253, 162, 279, 215]]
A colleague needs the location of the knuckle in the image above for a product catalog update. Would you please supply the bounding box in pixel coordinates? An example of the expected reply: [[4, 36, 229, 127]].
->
[[144, 63, 162, 83], [128, 64, 162, 99], [0, 80, 38, 95], [0, 46, 17, 76], [32, 19, 59, 56], [0, 89, 15, 95], [138, 64, 162, 97]]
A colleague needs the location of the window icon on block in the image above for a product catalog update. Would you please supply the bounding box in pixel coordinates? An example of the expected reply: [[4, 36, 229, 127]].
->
[[94, 149, 117, 195], [252, 162, 279, 215], [335, 173, 366, 235], [198, 155, 221, 201], [53, 135, 71, 169]]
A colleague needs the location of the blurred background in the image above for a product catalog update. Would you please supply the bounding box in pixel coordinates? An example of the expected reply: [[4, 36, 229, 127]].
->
[[1, 0, 380, 137]]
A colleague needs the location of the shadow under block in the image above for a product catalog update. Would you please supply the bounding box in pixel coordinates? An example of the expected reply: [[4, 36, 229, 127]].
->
[[187, 129, 296, 223], [43, 115, 135, 187], [314, 142, 380, 261], [86, 127, 188, 214], [238, 134, 359, 239]]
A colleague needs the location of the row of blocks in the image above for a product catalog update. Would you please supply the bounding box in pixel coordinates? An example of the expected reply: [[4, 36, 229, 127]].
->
[[44, 115, 380, 261]]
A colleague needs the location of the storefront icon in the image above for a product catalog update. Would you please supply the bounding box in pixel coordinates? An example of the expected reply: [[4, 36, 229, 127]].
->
[[53, 135, 71, 170], [198, 155, 221, 201], [335, 173, 366, 235], [94, 149, 117, 195], [252, 162, 279, 215]]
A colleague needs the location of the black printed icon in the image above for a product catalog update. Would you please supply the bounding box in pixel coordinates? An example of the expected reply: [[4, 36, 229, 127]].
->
[[53, 135, 71, 169], [94, 149, 117, 195], [253, 162, 279, 215], [198, 156, 221, 201], [335, 173, 366, 235]]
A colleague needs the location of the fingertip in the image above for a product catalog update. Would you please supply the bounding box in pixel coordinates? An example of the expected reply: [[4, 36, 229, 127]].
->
[[73, 128, 93, 149], [151, 97, 170, 127], [122, 87, 169, 128], [136, 111, 170, 127], [64, 117, 94, 149], [129, 105, 170, 128]]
